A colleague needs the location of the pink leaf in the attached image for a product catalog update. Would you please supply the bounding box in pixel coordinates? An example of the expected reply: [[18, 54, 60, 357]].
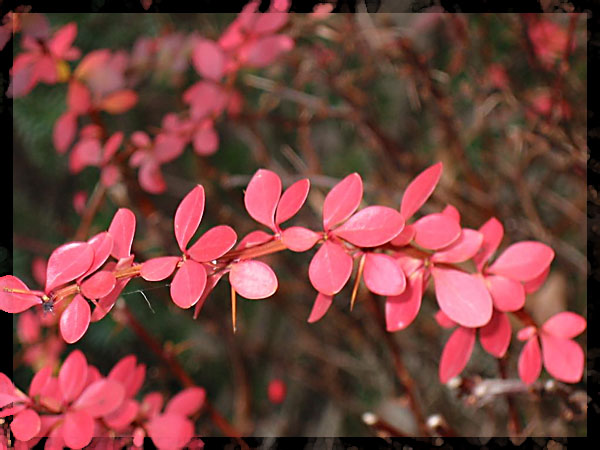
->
[[192, 125, 219, 156], [69, 138, 102, 173], [363, 253, 406, 296], [230, 260, 278, 300], [390, 224, 415, 247], [523, 266, 550, 294], [108, 208, 136, 259], [479, 310, 511, 357], [174, 185, 205, 252], [170, 260, 207, 309], [103, 399, 139, 431], [487, 241, 555, 282], [540, 334, 584, 383], [102, 132, 124, 164], [193, 271, 226, 319], [192, 39, 225, 81], [108, 356, 145, 398], [431, 229, 483, 263], [99, 89, 138, 114], [485, 275, 525, 312], [474, 217, 504, 272], [308, 241, 353, 295], [59, 294, 91, 343], [322, 173, 363, 231], [139, 161, 167, 194], [541, 312, 586, 339], [11, 409, 41, 442], [29, 366, 52, 398], [275, 178, 310, 225], [307, 292, 333, 323], [439, 327, 476, 383], [188, 225, 237, 262], [0, 276, 42, 313], [53, 111, 77, 154], [63, 410, 94, 449], [385, 270, 424, 331], [441, 204, 461, 223], [252, 12, 288, 34], [432, 267, 493, 328], [434, 309, 457, 329], [518, 337, 542, 385], [244, 169, 282, 232], [80, 271, 116, 299], [400, 162, 443, 220], [413, 213, 461, 250], [48, 23, 77, 58], [154, 133, 186, 163], [141, 257, 180, 282], [281, 227, 321, 252], [147, 414, 194, 450], [236, 230, 273, 250], [72, 379, 125, 417], [67, 80, 91, 115], [164, 387, 206, 417], [91, 277, 131, 322], [243, 35, 294, 67], [82, 232, 114, 278], [333, 206, 404, 248], [517, 326, 537, 342], [46, 242, 94, 292], [58, 350, 88, 403]]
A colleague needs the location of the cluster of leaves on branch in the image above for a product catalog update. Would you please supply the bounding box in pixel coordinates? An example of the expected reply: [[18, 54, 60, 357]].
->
[[1, 350, 205, 449], [2, 162, 586, 388]]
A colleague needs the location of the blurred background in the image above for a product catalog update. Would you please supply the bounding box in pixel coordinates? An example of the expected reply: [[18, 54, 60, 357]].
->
[[11, 12, 586, 437]]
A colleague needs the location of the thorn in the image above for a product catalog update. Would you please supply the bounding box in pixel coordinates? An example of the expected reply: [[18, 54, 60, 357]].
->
[[350, 253, 366, 311], [231, 284, 237, 333]]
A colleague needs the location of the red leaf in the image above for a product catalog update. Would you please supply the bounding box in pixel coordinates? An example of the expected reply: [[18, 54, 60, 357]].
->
[[434, 309, 457, 329], [479, 310, 511, 357], [333, 206, 404, 248], [252, 12, 288, 34], [82, 232, 114, 278], [192, 39, 225, 81], [431, 229, 483, 264], [108, 208, 136, 259], [517, 326, 537, 342], [267, 378, 287, 404], [67, 80, 91, 114], [154, 133, 186, 163], [432, 267, 493, 328], [192, 125, 219, 156], [236, 230, 273, 250], [439, 327, 476, 383], [230, 260, 278, 300], [523, 266, 550, 294], [108, 355, 146, 398], [80, 271, 116, 299], [11, 409, 41, 442], [307, 292, 333, 323], [91, 277, 131, 322], [518, 337, 542, 385], [48, 23, 78, 58], [58, 350, 88, 403], [46, 242, 94, 292], [540, 334, 584, 383], [363, 253, 406, 296], [72, 379, 125, 417], [275, 178, 310, 226], [487, 241, 554, 282], [385, 270, 424, 332], [281, 227, 321, 252], [102, 132, 124, 164], [69, 138, 102, 173], [99, 90, 138, 114], [193, 271, 226, 319], [244, 169, 282, 232], [63, 410, 94, 449], [441, 204, 461, 223], [473, 217, 504, 272], [400, 162, 443, 220], [164, 387, 206, 417], [541, 312, 586, 339], [147, 414, 194, 450], [188, 226, 237, 262], [142, 392, 164, 419], [390, 224, 415, 247], [0, 276, 42, 313], [59, 294, 91, 344], [322, 173, 363, 231], [485, 275, 525, 312], [139, 161, 167, 194], [29, 366, 52, 398], [170, 260, 207, 309], [141, 257, 180, 282], [174, 185, 205, 252], [53, 111, 77, 154], [413, 213, 461, 250], [308, 241, 353, 295]]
